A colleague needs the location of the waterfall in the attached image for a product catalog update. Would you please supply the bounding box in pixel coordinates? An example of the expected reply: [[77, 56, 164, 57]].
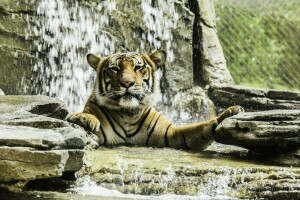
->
[[29, 0, 116, 111], [28, 0, 178, 112]]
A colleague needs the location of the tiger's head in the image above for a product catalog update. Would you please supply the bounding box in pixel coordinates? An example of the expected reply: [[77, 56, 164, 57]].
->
[[87, 50, 166, 110]]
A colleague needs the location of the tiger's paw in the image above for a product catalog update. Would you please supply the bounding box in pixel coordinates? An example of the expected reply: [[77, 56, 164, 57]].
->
[[218, 105, 244, 123], [66, 112, 100, 132], [225, 105, 244, 116]]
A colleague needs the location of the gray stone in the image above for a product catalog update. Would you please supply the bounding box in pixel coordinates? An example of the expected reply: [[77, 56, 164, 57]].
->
[[0, 95, 90, 192], [215, 110, 300, 150], [86, 146, 300, 199], [208, 85, 300, 111], [0, 95, 69, 119], [185, 0, 234, 87], [0, 124, 87, 150], [0, 0, 37, 95], [0, 146, 84, 182], [201, 23, 234, 86]]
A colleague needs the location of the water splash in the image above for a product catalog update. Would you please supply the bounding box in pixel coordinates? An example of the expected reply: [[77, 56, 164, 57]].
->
[[141, 0, 179, 62], [28, 0, 116, 111], [70, 175, 239, 200]]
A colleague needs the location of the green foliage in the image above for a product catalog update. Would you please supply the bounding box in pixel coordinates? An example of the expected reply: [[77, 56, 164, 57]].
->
[[215, 0, 300, 91]]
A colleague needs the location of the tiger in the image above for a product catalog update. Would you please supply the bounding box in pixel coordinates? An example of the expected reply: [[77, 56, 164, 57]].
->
[[66, 50, 243, 150]]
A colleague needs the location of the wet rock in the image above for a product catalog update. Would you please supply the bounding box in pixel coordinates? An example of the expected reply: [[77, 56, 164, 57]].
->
[[208, 85, 300, 111], [0, 147, 83, 182], [0, 95, 89, 192], [0, 124, 87, 150], [0, 95, 68, 119], [215, 110, 300, 150], [86, 146, 300, 199]]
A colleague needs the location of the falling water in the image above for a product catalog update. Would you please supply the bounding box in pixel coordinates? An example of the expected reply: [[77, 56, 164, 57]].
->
[[140, 0, 179, 62], [29, 0, 116, 111]]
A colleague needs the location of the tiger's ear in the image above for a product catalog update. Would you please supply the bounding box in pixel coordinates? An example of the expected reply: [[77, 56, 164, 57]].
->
[[149, 50, 166, 68], [87, 53, 101, 70]]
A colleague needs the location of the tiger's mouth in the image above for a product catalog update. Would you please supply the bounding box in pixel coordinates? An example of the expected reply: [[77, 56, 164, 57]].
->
[[111, 90, 145, 102]]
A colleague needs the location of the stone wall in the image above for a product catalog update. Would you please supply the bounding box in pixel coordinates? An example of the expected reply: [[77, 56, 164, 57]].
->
[[0, 0, 39, 95]]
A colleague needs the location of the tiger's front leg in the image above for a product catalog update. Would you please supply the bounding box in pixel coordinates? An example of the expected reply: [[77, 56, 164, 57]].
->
[[66, 112, 100, 132], [166, 105, 244, 150]]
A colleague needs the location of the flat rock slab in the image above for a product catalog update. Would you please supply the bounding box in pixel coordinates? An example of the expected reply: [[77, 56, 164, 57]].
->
[[0, 95, 68, 119], [208, 85, 300, 111], [215, 110, 300, 150], [0, 146, 84, 182], [85, 146, 300, 199], [0, 124, 87, 150]]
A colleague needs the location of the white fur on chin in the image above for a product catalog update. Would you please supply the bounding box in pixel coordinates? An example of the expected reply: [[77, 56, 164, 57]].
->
[[119, 97, 140, 109]]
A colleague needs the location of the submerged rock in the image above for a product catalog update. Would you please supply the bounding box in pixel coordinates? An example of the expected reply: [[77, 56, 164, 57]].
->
[[215, 110, 300, 150], [85, 146, 300, 199]]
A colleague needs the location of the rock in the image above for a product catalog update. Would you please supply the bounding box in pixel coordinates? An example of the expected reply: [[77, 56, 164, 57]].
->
[[0, 89, 4, 96], [215, 110, 300, 150], [208, 85, 300, 111], [85, 146, 300, 199], [0, 95, 69, 119], [0, 0, 37, 95], [0, 124, 87, 150], [0, 95, 91, 192], [186, 0, 234, 87], [0, 146, 83, 182]]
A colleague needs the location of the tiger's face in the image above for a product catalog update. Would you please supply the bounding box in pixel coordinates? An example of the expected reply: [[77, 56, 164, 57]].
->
[[87, 50, 166, 110]]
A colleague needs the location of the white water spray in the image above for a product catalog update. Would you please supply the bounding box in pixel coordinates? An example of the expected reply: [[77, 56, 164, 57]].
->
[[29, 0, 116, 111]]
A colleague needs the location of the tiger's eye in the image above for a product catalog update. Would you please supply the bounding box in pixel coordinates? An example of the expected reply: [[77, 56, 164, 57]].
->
[[135, 65, 143, 71], [110, 67, 119, 73]]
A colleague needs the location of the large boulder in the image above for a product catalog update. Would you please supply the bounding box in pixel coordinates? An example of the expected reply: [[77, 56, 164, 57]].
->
[[187, 0, 234, 87], [0, 95, 90, 192], [215, 110, 300, 150]]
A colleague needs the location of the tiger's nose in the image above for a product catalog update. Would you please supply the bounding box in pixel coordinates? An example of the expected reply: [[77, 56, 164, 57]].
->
[[120, 79, 135, 88]]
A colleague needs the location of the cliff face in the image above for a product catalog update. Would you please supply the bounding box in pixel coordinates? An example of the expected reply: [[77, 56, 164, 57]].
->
[[0, 0, 37, 94]]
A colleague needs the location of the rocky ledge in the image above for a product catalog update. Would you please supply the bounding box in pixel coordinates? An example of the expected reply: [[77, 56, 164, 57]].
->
[[208, 85, 300, 111], [0, 95, 93, 192], [82, 146, 300, 199], [215, 110, 300, 151]]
